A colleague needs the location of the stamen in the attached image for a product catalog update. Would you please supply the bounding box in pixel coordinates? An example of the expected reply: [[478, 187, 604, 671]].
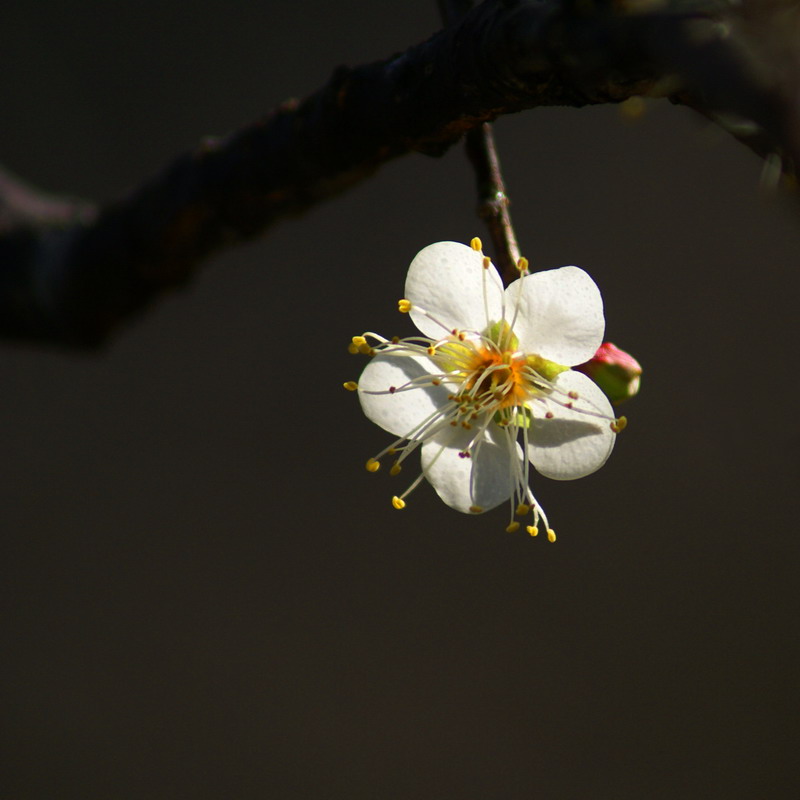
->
[[611, 416, 628, 433], [351, 267, 620, 539], [470, 237, 483, 252]]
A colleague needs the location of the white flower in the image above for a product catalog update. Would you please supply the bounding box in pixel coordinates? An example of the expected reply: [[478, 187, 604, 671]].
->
[[346, 239, 625, 540]]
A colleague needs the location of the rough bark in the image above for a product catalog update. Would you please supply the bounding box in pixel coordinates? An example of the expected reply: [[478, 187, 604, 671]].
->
[[0, 0, 796, 346]]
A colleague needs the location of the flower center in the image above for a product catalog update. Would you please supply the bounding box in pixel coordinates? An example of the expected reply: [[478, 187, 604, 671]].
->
[[462, 346, 529, 410]]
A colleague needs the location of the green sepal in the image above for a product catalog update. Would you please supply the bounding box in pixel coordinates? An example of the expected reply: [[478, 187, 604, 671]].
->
[[485, 320, 518, 350], [527, 355, 569, 382]]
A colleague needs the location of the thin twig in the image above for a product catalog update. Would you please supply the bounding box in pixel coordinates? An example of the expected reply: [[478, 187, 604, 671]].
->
[[439, 0, 521, 284], [465, 124, 521, 285]]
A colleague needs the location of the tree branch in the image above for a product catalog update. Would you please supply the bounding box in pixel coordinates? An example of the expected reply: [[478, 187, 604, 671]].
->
[[1, 0, 796, 347]]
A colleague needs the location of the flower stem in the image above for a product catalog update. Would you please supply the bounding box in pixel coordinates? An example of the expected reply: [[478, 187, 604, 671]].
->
[[464, 123, 521, 285], [438, 0, 522, 286]]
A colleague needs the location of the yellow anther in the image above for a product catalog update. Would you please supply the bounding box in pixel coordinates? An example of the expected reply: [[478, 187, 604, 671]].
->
[[516, 503, 530, 516], [547, 529, 557, 543], [343, 381, 358, 392], [611, 416, 628, 433], [390, 462, 402, 476], [391, 496, 406, 510], [365, 458, 381, 473], [352, 335, 367, 347], [517, 256, 529, 272], [469, 505, 484, 514], [347, 343, 358, 354], [470, 237, 483, 252], [482, 256, 491, 270], [527, 525, 539, 537], [398, 299, 412, 313], [506, 521, 520, 533], [568, 390, 579, 400], [427, 346, 436, 355]]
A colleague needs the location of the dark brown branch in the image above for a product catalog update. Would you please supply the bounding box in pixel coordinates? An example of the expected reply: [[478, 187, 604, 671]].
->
[[1, 0, 796, 347]]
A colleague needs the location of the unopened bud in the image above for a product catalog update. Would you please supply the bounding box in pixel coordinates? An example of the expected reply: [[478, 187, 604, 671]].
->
[[575, 342, 642, 405]]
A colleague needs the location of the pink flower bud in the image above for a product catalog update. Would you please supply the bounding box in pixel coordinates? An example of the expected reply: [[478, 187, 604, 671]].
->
[[575, 342, 642, 405]]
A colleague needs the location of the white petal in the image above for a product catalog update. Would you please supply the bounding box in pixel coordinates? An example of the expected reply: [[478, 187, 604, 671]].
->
[[406, 242, 504, 339], [527, 371, 615, 480], [358, 352, 450, 438], [508, 266, 604, 366], [421, 424, 522, 513]]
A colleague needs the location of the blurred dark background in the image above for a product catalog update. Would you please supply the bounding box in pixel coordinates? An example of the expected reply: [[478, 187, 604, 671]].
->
[[1, 2, 799, 798]]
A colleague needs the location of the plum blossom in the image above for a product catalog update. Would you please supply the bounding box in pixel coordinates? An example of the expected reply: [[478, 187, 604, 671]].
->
[[345, 239, 625, 540]]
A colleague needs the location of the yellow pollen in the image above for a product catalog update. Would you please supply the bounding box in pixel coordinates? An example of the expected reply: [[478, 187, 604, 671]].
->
[[427, 346, 436, 355], [352, 335, 367, 347], [390, 463, 402, 476], [517, 256, 529, 272], [469, 505, 484, 514], [547, 529, 557, 543], [343, 381, 358, 392], [527, 526, 539, 537], [470, 237, 483, 252], [347, 343, 359, 354], [568, 390, 579, 400], [482, 256, 491, 270], [391, 496, 406, 510], [365, 458, 380, 473], [611, 416, 628, 433], [461, 346, 530, 409], [516, 503, 530, 516], [398, 299, 412, 313], [506, 521, 520, 533]]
